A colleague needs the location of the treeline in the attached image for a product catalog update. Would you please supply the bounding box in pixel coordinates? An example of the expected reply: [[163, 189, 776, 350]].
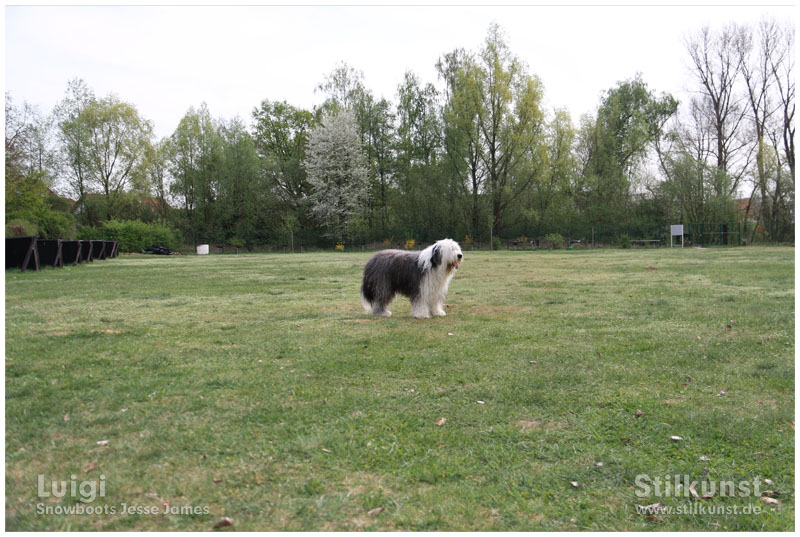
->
[[5, 22, 794, 249]]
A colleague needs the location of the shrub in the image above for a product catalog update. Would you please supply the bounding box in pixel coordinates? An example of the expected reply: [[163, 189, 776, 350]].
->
[[617, 233, 631, 249], [545, 233, 564, 250], [404, 239, 416, 250], [93, 220, 181, 253], [229, 237, 246, 252], [37, 211, 76, 240], [492, 236, 502, 250], [5, 219, 38, 237]]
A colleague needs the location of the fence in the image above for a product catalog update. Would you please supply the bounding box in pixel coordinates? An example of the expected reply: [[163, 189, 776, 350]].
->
[[685, 223, 742, 247], [5, 238, 119, 272]]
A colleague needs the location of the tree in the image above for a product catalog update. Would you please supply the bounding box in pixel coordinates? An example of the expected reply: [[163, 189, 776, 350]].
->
[[80, 95, 154, 220], [685, 24, 751, 191], [304, 111, 370, 243], [476, 24, 547, 240], [579, 76, 678, 235], [531, 109, 578, 237], [395, 70, 456, 239], [144, 138, 171, 223], [438, 49, 486, 238], [167, 103, 223, 242], [54, 79, 95, 210], [218, 117, 264, 247]]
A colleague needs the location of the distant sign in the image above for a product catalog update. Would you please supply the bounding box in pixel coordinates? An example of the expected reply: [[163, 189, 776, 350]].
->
[[670, 225, 684, 236]]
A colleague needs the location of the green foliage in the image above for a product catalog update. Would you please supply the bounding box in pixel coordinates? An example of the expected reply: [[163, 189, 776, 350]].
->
[[76, 225, 102, 240], [617, 233, 632, 249], [89, 219, 181, 252], [5, 172, 76, 239], [491, 236, 502, 250], [5, 219, 38, 237], [545, 233, 564, 249], [37, 210, 76, 240]]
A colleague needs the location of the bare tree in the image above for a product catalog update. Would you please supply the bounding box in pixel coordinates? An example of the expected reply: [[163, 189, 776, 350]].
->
[[685, 24, 751, 193]]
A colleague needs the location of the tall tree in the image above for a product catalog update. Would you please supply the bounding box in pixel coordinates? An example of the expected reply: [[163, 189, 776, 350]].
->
[[476, 24, 547, 240], [251, 99, 316, 240], [438, 49, 486, 238], [79, 95, 153, 220], [685, 24, 751, 192], [579, 76, 678, 234], [168, 103, 222, 242], [218, 117, 264, 246], [304, 111, 370, 243], [54, 79, 95, 210]]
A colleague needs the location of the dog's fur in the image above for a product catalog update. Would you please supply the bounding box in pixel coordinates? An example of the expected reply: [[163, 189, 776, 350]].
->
[[361, 239, 463, 318]]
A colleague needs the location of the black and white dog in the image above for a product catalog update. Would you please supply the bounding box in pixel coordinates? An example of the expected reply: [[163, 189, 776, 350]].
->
[[361, 239, 463, 318]]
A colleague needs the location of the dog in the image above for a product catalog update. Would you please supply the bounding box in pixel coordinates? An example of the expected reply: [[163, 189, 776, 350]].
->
[[361, 239, 463, 318]]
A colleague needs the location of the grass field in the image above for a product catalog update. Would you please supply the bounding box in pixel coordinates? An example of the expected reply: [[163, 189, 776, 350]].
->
[[4, 246, 794, 530]]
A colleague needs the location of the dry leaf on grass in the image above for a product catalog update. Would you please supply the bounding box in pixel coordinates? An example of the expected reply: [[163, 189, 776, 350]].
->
[[635, 410, 645, 418], [669, 436, 683, 442], [96, 440, 109, 446], [761, 497, 779, 506], [435, 417, 447, 426], [213, 517, 234, 529], [63, 414, 70, 422], [367, 506, 385, 516], [570, 481, 580, 488]]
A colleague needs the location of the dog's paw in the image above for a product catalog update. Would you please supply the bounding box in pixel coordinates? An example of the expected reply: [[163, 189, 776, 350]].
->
[[433, 308, 447, 317], [374, 310, 392, 317]]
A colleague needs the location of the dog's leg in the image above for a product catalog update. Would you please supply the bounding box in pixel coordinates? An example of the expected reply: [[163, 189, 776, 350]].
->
[[411, 299, 431, 319], [432, 303, 446, 316], [373, 306, 392, 317]]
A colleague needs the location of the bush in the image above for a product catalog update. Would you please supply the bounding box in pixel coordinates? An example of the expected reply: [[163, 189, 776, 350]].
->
[[82, 220, 181, 253], [492, 236, 502, 250], [5, 219, 38, 237], [37, 211, 76, 240], [545, 233, 564, 250], [617, 233, 631, 249]]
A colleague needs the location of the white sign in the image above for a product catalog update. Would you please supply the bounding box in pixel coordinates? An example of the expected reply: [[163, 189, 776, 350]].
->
[[670, 225, 684, 236]]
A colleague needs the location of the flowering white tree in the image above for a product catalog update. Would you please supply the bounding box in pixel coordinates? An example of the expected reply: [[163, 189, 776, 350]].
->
[[305, 110, 370, 242]]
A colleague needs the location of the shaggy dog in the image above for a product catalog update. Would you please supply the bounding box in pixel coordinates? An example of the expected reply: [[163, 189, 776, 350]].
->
[[361, 239, 463, 318]]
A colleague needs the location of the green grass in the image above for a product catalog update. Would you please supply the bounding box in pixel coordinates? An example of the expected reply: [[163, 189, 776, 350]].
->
[[5, 246, 794, 530]]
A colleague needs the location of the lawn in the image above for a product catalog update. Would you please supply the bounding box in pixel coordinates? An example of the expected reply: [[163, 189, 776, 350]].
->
[[4, 246, 794, 530]]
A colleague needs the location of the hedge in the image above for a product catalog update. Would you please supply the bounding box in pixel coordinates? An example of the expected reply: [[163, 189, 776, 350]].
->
[[79, 220, 181, 253]]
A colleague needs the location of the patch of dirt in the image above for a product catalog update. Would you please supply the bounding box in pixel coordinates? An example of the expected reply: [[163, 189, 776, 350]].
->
[[516, 418, 571, 432]]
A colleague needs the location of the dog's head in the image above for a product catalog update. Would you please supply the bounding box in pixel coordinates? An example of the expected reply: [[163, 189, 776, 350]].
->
[[420, 238, 463, 273]]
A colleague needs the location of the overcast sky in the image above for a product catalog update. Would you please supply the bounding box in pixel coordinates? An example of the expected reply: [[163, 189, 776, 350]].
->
[[4, 2, 793, 139]]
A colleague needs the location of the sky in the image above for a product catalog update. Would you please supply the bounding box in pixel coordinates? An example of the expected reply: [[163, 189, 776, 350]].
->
[[4, 1, 794, 140]]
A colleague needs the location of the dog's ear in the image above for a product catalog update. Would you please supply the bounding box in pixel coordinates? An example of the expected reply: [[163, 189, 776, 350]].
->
[[430, 245, 441, 267]]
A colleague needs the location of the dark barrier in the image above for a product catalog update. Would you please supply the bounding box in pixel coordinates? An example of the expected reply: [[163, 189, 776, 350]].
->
[[105, 240, 119, 258], [80, 240, 93, 263], [90, 240, 107, 260], [5, 237, 40, 272], [61, 241, 83, 265], [37, 239, 64, 268]]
